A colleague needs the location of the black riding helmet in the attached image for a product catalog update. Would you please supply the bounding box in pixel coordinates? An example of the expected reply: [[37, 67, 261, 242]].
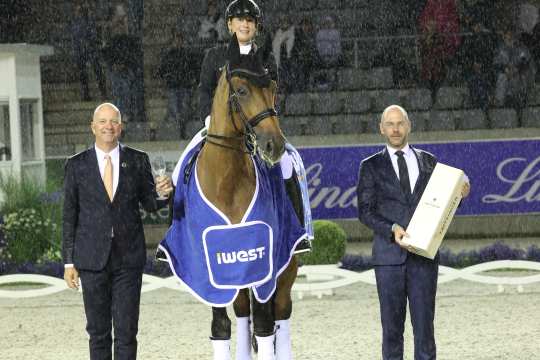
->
[[225, 0, 261, 22]]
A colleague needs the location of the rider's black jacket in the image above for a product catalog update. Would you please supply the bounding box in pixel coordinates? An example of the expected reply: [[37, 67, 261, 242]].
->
[[197, 43, 278, 123]]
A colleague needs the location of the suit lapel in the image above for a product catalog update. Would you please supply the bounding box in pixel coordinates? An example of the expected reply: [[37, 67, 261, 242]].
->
[[115, 144, 128, 203], [380, 148, 400, 187], [411, 147, 430, 201]]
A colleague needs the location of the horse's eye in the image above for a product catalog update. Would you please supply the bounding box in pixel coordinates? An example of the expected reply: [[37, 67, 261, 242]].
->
[[237, 86, 249, 97]]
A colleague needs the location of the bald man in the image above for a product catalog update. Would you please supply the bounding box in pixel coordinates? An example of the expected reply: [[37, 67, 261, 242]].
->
[[62, 103, 172, 360], [356, 105, 469, 360]]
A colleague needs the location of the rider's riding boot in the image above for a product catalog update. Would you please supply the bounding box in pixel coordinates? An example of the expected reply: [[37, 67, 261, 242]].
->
[[211, 338, 231, 360], [255, 335, 275, 360], [274, 319, 292, 360], [235, 316, 252, 360]]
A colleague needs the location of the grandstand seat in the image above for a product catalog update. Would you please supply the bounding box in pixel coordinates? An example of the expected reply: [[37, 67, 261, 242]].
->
[[428, 111, 456, 131], [285, 93, 312, 115], [408, 111, 429, 132], [434, 87, 467, 109], [305, 116, 334, 135], [521, 107, 540, 127], [292, 0, 317, 10], [372, 89, 401, 111], [334, 115, 361, 134], [337, 68, 365, 91], [406, 89, 432, 111], [526, 86, 540, 106], [488, 108, 518, 129], [312, 92, 343, 114], [363, 113, 381, 133], [342, 91, 371, 113], [317, 0, 339, 9], [363, 67, 393, 89], [456, 109, 487, 130], [281, 116, 304, 136]]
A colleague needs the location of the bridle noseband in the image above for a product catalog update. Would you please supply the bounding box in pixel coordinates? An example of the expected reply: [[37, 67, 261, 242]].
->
[[206, 63, 277, 158]]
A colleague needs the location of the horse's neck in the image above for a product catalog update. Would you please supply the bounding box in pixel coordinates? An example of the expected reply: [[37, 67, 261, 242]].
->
[[197, 146, 256, 224]]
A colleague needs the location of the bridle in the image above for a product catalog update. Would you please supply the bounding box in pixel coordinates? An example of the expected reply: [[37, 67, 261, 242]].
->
[[206, 62, 278, 160]]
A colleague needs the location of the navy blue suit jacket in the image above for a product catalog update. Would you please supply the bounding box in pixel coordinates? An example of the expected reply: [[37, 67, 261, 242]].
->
[[356, 146, 437, 265], [62, 145, 166, 271]]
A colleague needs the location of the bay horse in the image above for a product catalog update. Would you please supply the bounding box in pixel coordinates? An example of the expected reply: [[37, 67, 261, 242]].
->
[[199, 35, 301, 360]]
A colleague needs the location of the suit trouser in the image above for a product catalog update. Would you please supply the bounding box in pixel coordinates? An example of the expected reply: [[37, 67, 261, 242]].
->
[[374, 254, 438, 360], [80, 259, 143, 360]]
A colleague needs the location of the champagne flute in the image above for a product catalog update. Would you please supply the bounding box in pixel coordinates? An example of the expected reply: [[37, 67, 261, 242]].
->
[[152, 155, 167, 200]]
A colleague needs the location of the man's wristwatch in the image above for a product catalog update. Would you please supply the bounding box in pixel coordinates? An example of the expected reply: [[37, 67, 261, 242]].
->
[[391, 223, 400, 232]]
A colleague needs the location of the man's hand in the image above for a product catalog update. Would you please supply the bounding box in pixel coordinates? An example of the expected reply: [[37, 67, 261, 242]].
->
[[64, 267, 79, 290], [155, 175, 173, 198], [393, 224, 413, 251], [461, 181, 470, 198]]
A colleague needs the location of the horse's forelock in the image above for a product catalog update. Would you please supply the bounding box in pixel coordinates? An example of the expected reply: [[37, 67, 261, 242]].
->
[[228, 55, 272, 88]]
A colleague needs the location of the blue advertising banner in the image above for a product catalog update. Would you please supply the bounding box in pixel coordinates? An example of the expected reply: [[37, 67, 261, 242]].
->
[[298, 139, 540, 219]]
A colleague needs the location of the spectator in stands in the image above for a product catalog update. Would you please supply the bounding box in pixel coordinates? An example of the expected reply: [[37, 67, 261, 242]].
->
[[316, 15, 343, 68], [289, 17, 319, 92], [460, 0, 495, 31], [157, 30, 200, 138], [418, 0, 461, 103], [493, 30, 536, 111], [70, 2, 107, 101], [272, 15, 295, 93], [198, 1, 227, 44], [315, 15, 343, 90], [461, 21, 496, 110], [102, 3, 140, 123]]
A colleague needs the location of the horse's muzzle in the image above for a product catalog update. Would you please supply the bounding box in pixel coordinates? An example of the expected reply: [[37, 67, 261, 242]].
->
[[257, 132, 285, 167]]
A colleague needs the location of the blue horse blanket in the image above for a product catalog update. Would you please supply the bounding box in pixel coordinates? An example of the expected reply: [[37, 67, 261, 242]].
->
[[159, 130, 309, 306]]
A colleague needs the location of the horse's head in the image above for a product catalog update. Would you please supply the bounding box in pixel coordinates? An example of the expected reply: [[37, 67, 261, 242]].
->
[[209, 33, 285, 167]]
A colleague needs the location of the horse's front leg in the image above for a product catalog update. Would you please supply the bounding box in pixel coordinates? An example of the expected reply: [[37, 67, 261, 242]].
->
[[252, 291, 276, 360], [211, 306, 231, 360], [233, 288, 252, 360], [273, 255, 299, 360]]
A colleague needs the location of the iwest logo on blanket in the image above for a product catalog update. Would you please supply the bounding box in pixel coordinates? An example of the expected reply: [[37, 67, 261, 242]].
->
[[216, 247, 266, 264], [204, 221, 273, 288]]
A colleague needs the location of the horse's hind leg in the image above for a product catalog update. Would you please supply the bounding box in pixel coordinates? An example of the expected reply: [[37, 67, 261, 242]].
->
[[273, 256, 299, 360], [211, 306, 232, 360], [251, 292, 276, 360], [233, 289, 252, 360]]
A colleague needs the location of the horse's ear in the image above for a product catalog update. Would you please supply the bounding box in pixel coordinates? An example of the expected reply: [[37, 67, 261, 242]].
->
[[256, 33, 272, 64], [227, 33, 241, 64]]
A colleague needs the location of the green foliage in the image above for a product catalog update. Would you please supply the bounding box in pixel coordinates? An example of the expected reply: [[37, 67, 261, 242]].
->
[[0, 174, 63, 263], [1, 208, 54, 263], [301, 220, 347, 265]]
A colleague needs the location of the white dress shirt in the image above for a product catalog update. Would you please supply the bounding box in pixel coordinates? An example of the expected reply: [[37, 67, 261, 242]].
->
[[95, 144, 120, 198], [387, 144, 419, 194]]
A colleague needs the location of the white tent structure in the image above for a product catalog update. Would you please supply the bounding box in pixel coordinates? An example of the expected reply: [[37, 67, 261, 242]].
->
[[0, 44, 53, 186]]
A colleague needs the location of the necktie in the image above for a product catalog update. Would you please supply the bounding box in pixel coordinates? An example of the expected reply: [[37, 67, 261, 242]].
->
[[103, 154, 113, 201], [395, 150, 411, 197]]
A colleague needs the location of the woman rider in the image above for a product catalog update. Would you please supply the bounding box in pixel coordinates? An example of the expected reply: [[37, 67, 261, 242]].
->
[[197, 0, 277, 128]]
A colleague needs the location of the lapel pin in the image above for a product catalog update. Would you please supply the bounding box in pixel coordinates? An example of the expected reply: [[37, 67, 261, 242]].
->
[[121, 162, 127, 168]]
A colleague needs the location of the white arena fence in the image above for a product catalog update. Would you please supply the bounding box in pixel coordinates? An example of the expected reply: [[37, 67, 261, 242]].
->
[[1, 260, 539, 299]]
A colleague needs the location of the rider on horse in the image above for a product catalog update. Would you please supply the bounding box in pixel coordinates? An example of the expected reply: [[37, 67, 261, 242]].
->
[[198, 0, 277, 129]]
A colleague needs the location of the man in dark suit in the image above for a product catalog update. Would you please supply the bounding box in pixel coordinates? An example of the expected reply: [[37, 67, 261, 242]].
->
[[356, 105, 470, 360], [62, 103, 173, 360]]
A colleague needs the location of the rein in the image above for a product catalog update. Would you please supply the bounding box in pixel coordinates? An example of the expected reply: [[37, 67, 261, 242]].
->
[[206, 63, 277, 157]]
